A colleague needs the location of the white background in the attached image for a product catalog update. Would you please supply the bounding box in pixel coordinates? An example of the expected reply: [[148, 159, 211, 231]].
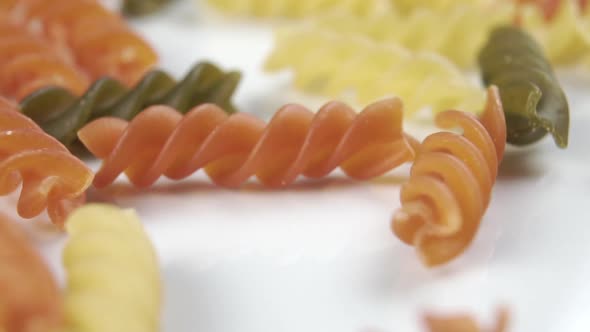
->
[[9, 0, 590, 331]]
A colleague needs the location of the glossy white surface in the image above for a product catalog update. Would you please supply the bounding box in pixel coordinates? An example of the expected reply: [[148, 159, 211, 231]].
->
[[14, 1, 590, 331]]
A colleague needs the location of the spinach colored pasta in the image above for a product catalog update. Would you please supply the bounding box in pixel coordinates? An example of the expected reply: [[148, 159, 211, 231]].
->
[[123, 0, 173, 16], [62, 204, 161, 332], [19, 62, 241, 147], [478, 26, 569, 148]]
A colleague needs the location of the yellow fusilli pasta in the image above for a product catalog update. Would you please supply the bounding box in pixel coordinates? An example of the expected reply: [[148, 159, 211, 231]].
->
[[61, 204, 161, 332], [390, 0, 494, 13], [204, 0, 392, 17], [521, 0, 590, 65], [310, 4, 515, 68], [265, 29, 485, 116]]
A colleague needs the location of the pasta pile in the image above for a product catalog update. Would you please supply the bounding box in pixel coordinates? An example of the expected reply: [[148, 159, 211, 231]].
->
[[390, 0, 495, 13], [0, 213, 62, 332], [424, 307, 509, 332], [62, 204, 161, 332], [204, 0, 393, 18], [307, 4, 515, 68], [519, 0, 590, 65], [265, 29, 485, 116], [0, 17, 88, 100], [479, 26, 569, 148], [0, 98, 93, 225], [20, 62, 242, 147], [2, 0, 158, 86], [392, 86, 506, 266], [77, 99, 416, 188]]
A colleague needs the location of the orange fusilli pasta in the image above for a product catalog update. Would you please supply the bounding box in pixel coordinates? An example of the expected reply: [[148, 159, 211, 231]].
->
[[0, 213, 62, 332], [0, 98, 93, 225], [78, 100, 417, 188], [0, 17, 88, 100], [392, 86, 506, 266], [3, 0, 158, 86]]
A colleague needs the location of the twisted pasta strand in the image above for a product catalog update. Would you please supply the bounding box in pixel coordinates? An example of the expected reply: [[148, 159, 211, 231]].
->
[[520, 0, 590, 65], [20, 62, 241, 147], [390, 0, 495, 13], [0, 213, 62, 332], [204, 0, 393, 18], [62, 204, 161, 332], [310, 4, 515, 68], [391, 86, 506, 266], [265, 29, 485, 116], [78, 99, 416, 188], [424, 307, 509, 332], [0, 98, 93, 225], [4, 0, 158, 86], [0, 18, 88, 100]]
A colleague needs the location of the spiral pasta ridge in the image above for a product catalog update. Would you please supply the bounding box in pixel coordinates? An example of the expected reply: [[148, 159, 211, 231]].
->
[[265, 28, 485, 116], [310, 4, 515, 68], [20, 62, 241, 147], [519, 0, 590, 65], [479, 26, 569, 148], [0, 213, 62, 332], [204, 0, 393, 18], [0, 98, 93, 225], [78, 99, 416, 188], [391, 86, 506, 266], [390, 0, 494, 13], [62, 204, 161, 332], [3, 0, 158, 86], [0, 18, 88, 100]]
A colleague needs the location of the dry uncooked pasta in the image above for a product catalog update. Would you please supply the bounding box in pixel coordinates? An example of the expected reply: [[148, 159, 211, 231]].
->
[[390, 0, 494, 13], [20, 62, 242, 147], [78, 100, 417, 188], [392, 86, 506, 266], [308, 4, 515, 68], [520, 0, 590, 65], [0, 98, 93, 225], [424, 307, 509, 332], [204, 0, 393, 18], [3, 0, 158, 86], [265, 28, 485, 116], [0, 17, 88, 100], [62, 204, 161, 332], [0, 213, 62, 332]]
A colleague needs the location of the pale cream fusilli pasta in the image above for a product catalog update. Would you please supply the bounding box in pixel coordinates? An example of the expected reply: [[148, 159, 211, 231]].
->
[[520, 0, 590, 65], [310, 4, 515, 68], [265, 29, 485, 116], [61, 204, 161, 332], [389, 0, 494, 12], [204, 0, 392, 17]]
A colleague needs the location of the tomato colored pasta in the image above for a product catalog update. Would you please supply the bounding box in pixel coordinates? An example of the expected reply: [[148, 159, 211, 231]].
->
[[78, 99, 416, 188], [0, 97, 93, 225], [62, 204, 161, 332], [3, 0, 158, 86], [0, 17, 88, 100], [0, 213, 62, 332], [391, 86, 506, 266]]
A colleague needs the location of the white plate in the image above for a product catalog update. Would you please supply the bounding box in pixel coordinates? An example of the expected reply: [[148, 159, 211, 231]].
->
[[15, 1, 590, 331]]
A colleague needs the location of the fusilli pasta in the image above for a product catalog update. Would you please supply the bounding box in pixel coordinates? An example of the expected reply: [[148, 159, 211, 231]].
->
[[3, 0, 158, 86], [479, 26, 569, 148], [62, 204, 161, 332], [78, 99, 417, 188], [265, 29, 485, 116], [0, 213, 62, 332], [0, 98, 93, 225], [20, 62, 241, 147], [392, 86, 506, 266], [204, 0, 393, 18], [309, 4, 515, 68], [0, 18, 88, 100]]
